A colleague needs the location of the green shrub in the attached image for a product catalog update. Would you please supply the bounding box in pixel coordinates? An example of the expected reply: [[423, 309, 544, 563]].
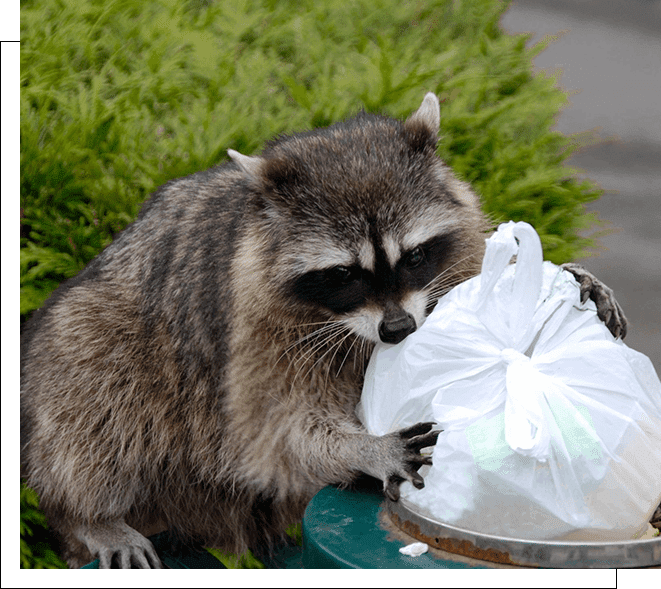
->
[[20, 0, 602, 567], [20, 483, 67, 569]]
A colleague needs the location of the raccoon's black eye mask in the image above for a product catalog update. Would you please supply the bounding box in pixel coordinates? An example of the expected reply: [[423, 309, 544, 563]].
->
[[289, 231, 458, 316], [325, 266, 359, 285], [292, 265, 368, 315], [400, 232, 458, 292]]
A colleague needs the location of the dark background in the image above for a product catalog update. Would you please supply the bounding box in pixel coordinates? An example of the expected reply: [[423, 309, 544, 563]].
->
[[501, 0, 661, 372]]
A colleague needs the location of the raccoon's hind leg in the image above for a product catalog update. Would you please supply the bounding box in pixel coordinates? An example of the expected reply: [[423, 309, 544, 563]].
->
[[21, 282, 174, 568], [73, 520, 163, 568], [561, 263, 628, 339]]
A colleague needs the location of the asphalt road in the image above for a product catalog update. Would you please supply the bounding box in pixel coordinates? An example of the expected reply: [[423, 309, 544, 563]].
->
[[500, 0, 661, 372]]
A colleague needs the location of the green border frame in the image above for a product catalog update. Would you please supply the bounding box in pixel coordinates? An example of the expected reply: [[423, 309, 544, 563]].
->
[[0, 0, 648, 588]]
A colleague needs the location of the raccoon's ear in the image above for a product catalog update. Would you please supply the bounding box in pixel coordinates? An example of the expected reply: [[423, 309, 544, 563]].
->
[[403, 92, 440, 153], [407, 92, 440, 134], [228, 149, 266, 181], [259, 155, 305, 196]]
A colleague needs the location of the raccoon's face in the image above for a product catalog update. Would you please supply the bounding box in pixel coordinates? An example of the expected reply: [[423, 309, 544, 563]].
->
[[230, 93, 486, 345], [287, 211, 465, 345]]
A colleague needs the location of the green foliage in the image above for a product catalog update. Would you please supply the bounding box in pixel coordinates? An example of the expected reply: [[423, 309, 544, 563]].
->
[[205, 521, 300, 568], [20, 0, 603, 567], [205, 522, 300, 568], [20, 483, 68, 569], [205, 547, 266, 569]]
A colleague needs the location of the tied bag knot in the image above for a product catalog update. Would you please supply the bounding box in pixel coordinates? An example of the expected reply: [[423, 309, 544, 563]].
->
[[501, 348, 552, 462], [499, 348, 529, 366]]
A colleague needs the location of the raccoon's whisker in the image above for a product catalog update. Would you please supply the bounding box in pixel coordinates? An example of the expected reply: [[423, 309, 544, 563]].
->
[[425, 266, 476, 293], [334, 331, 359, 378], [353, 335, 366, 372], [278, 324, 335, 362], [307, 328, 352, 380], [422, 252, 480, 293], [287, 321, 342, 352], [285, 335, 338, 385], [425, 271, 469, 293], [422, 253, 481, 304], [294, 324, 353, 390], [287, 322, 350, 387], [362, 338, 374, 366], [425, 274, 471, 299], [291, 320, 343, 329], [320, 329, 356, 394], [290, 322, 347, 367], [327, 324, 355, 369], [424, 281, 469, 307], [426, 286, 456, 302], [271, 320, 343, 374]]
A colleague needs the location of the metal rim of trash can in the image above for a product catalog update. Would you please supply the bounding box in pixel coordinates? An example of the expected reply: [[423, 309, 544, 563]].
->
[[386, 497, 661, 568]]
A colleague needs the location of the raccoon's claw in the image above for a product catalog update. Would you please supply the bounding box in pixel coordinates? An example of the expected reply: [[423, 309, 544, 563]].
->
[[385, 474, 407, 501], [398, 421, 436, 438], [561, 263, 628, 340], [75, 520, 164, 569], [382, 422, 441, 502], [97, 543, 163, 569], [399, 421, 441, 453]]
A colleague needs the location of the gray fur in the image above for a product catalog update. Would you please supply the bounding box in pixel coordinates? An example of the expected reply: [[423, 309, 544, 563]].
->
[[20, 93, 628, 568]]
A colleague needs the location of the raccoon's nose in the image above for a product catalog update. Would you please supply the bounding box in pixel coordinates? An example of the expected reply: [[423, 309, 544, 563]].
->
[[378, 311, 417, 344]]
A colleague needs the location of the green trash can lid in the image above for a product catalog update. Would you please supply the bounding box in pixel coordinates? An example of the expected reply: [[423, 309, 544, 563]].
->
[[301, 479, 482, 569]]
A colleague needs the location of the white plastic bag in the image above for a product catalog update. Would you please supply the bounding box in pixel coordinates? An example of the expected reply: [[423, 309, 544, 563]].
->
[[358, 221, 661, 541]]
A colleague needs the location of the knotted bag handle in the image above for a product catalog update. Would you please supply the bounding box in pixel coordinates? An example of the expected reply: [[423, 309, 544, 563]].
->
[[477, 221, 544, 347]]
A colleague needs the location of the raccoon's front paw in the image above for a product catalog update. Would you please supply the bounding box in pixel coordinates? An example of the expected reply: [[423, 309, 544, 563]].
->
[[75, 520, 164, 568], [561, 263, 628, 340], [381, 422, 441, 502]]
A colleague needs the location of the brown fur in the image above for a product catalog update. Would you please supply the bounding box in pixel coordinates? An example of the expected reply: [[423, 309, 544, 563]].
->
[[22, 93, 627, 568]]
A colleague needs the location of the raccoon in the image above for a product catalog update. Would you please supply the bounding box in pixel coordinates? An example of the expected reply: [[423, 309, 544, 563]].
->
[[20, 93, 628, 568]]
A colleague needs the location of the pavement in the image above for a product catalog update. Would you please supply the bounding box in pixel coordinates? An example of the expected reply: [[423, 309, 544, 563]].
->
[[500, 0, 661, 372]]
